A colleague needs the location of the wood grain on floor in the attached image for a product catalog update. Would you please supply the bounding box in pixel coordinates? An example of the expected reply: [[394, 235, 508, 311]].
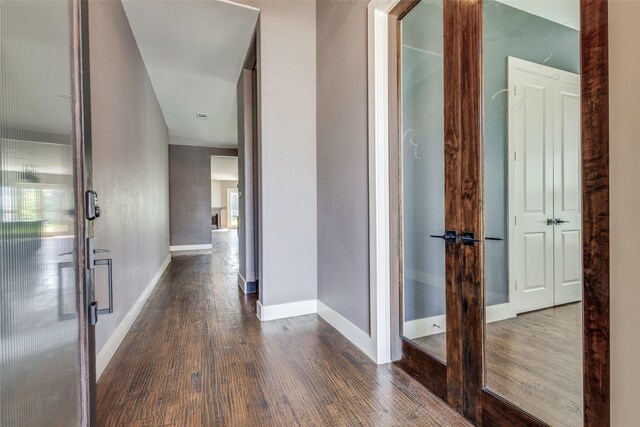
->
[[97, 230, 470, 426], [413, 303, 583, 427]]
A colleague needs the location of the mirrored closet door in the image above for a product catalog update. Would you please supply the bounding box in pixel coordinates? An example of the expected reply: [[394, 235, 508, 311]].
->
[[481, 1, 584, 425], [391, 0, 610, 426]]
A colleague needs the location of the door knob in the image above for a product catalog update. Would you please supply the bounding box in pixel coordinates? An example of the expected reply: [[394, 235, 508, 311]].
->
[[460, 232, 482, 246], [554, 219, 569, 224], [429, 230, 458, 244]]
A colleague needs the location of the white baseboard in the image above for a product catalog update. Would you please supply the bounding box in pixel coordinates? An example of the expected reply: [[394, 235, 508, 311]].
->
[[96, 253, 171, 380], [404, 314, 446, 340], [404, 303, 516, 340], [237, 272, 258, 294], [486, 302, 516, 323], [254, 298, 377, 363], [256, 299, 317, 321], [317, 300, 376, 362], [169, 244, 212, 251]]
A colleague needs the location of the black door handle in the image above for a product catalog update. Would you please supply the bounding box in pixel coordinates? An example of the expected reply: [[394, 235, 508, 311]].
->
[[460, 232, 482, 246], [554, 219, 569, 224], [429, 230, 458, 244], [485, 237, 504, 241]]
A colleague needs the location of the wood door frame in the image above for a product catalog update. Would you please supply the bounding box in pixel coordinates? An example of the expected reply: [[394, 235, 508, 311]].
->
[[386, 0, 610, 426], [72, 0, 95, 424], [388, 0, 464, 410]]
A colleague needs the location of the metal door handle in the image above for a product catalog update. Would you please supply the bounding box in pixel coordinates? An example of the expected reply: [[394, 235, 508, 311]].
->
[[94, 258, 113, 316], [429, 230, 458, 244], [554, 219, 569, 224], [547, 219, 555, 226], [460, 232, 482, 246]]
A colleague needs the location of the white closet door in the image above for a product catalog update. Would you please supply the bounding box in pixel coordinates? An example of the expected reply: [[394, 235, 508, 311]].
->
[[509, 58, 555, 313], [553, 78, 583, 305]]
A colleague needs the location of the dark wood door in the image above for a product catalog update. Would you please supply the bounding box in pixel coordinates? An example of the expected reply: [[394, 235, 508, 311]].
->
[[459, 1, 610, 426], [392, 1, 610, 426], [390, 0, 464, 410]]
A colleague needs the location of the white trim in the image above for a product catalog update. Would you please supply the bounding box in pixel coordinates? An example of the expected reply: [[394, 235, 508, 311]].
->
[[254, 298, 377, 362], [317, 301, 376, 361], [96, 254, 171, 379], [403, 303, 516, 340], [486, 302, 516, 323], [404, 314, 446, 340], [366, 0, 401, 366], [237, 272, 257, 294], [256, 299, 317, 321], [169, 244, 212, 251]]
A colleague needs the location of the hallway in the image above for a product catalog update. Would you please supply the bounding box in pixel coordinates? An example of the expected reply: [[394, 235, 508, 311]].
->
[[96, 231, 469, 426]]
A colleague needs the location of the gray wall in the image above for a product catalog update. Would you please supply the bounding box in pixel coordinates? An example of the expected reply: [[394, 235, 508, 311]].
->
[[237, 69, 257, 285], [236, 0, 318, 308], [168, 145, 237, 246], [483, 0, 579, 305], [89, 1, 170, 353], [316, 0, 370, 333]]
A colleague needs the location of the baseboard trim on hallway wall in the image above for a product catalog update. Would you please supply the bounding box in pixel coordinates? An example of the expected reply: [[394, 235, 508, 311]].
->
[[256, 299, 317, 321], [237, 273, 258, 294], [169, 244, 213, 251], [316, 300, 376, 362], [255, 298, 377, 363], [96, 253, 171, 380]]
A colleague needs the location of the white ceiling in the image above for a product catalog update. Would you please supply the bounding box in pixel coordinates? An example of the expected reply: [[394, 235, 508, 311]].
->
[[211, 156, 238, 181], [495, 0, 580, 30], [122, 0, 259, 148]]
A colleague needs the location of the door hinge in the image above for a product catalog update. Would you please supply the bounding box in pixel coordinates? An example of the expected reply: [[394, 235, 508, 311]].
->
[[515, 280, 518, 291]]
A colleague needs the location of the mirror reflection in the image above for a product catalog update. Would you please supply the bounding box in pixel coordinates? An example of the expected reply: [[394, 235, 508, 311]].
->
[[400, 0, 446, 360], [400, 0, 447, 361], [483, 0, 583, 425]]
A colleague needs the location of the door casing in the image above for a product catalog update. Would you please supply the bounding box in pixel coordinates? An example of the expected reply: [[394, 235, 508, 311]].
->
[[387, 1, 610, 426]]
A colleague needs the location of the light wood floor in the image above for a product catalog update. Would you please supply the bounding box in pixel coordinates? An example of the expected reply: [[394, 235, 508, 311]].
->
[[413, 303, 583, 427], [97, 230, 469, 426]]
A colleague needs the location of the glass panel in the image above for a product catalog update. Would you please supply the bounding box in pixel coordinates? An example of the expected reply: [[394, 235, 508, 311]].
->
[[400, 0, 446, 361], [0, 0, 81, 425], [482, 1, 583, 425]]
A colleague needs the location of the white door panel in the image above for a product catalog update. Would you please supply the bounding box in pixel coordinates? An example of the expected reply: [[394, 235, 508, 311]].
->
[[509, 58, 555, 313], [554, 80, 582, 305], [508, 57, 582, 314]]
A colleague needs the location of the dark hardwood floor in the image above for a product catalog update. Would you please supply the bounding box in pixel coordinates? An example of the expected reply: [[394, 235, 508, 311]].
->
[[97, 230, 469, 426], [413, 303, 583, 427]]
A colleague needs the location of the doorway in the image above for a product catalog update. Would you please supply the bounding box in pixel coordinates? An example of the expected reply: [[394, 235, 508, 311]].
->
[[388, 0, 609, 426], [210, 155, 239, 232]]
